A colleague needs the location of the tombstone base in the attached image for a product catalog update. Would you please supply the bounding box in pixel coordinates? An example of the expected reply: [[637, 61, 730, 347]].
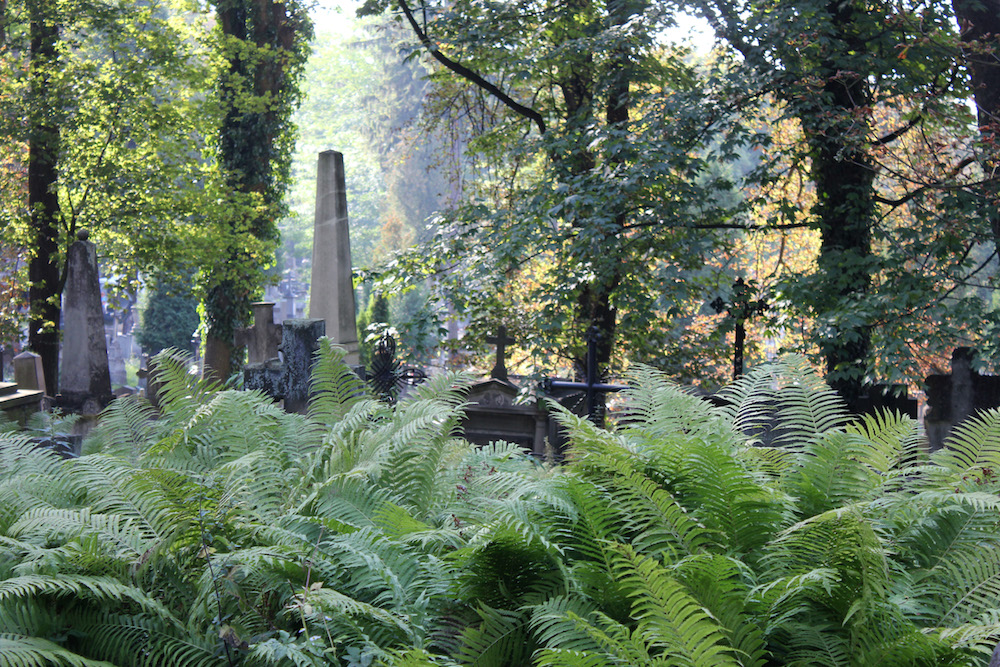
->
[[55, 391, 112, 416], [245, 359, 284, 401]]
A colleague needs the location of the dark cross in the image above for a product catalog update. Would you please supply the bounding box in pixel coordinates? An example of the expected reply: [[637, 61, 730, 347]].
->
[[369, 333, 401, 403], [486, 326, 514, 381], [711, 277, 767, 380], [367, 332, 427, 404], [543, 328, 626, 424]]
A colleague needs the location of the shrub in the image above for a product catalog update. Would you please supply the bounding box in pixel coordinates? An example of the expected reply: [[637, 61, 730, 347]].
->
[[0, 351, 998, 666]]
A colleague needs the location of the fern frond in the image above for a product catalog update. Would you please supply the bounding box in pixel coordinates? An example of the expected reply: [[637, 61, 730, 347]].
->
[[931, 408, 1000, 484], [528, 596, 604, 655], [716, 356, 850, 449], [456, 603, 534, 667], [83, 396, 158, 460], [610, 543, 741, 666], [583, 451, 716, 558], [0, 634, 115, 667], [244, 633, 330, 667], [308, 338, 369, 426], [671, 554, 769, 667], [75, 615, 223, 667], [149, 348, 221, 423], [0, 574, 184, 634], [763, 508, 890, 624], [619, 364, 726, 441]]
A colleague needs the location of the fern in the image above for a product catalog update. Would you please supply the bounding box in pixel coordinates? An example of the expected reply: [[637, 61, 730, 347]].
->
[[0, 634, 116, 667], [609, 544, 741, 667], [308, 338, 369, 427], [456, 603, 535, 667]]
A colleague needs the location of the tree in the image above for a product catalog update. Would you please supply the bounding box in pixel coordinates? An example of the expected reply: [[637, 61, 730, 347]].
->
[[359, 0, 750, 382], [24, 0, 60, 395], [692, 0, 997, 405], [135, 278, 200, 355], [201, 0, 312, 381], [1, 0, 222, 394], [952, 0, 1000, 255]]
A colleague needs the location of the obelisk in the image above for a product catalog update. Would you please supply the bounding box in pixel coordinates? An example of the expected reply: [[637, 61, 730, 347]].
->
[[60, 230, 113, 413], [309, 151, 360, 364]]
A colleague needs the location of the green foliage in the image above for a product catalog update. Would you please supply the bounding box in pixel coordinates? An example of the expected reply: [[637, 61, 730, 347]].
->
[[202, 0, 313, 375], [136, 280, 200, 355], [0, 354, 999, 665]]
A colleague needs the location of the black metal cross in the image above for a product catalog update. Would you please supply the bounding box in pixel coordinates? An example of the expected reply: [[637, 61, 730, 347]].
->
[[368, 332, 426, 403], [711, 277, 767, 380], [543, 328, 626, 424]]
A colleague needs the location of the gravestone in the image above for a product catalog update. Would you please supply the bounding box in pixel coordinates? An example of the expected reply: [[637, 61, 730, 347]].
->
[[460, 328, 549, 456], [136, 354, 164, 411], [0, 353, 45, 424], [14, 351, 46, 395], [925, 348, 1000, 450], [486, 326, 513, 381], [461, 378, 548, 455], [244, 319, 326, 413], [59, 230, 113, 414], [108, 336, 127, 387], [309, 151, 359, 364], [235, 302, 282, 364]]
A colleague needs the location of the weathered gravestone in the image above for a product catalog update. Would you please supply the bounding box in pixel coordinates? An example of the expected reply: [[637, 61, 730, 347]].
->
[[460, 328, 551, 457], [461, 377, 549, 456], [108, 336, 127, 388], [14, 351, 46, 395], [235, 302, 282, 364], [925, 348, 1000, 450], [0, 351, 46, 424], [309, 151, 359, 365], [59, 230, 113, 414], [244, 319, 326, 414]]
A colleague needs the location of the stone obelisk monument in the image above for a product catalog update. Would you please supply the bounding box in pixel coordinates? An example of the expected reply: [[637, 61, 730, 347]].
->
[[60, 230, 113, 413], [309, 150, 359, 364]]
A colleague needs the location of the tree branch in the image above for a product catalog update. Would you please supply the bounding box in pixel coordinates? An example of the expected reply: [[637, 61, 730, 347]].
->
[[397, 0, 546, 134]]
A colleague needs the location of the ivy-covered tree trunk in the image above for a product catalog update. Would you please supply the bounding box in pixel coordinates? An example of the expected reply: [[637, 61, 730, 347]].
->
[[26, 1, 62, 395], [204, 0, 308, 381], [952, 0, 1000, 257], [801, 1, 876, 410], [573, 0, 633, 385]]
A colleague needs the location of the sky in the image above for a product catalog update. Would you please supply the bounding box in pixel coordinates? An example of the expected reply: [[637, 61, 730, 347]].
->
[[309, 0, 716, 52]]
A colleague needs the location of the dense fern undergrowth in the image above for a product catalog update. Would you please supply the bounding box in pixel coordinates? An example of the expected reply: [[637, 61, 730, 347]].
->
[[2, 341, 1000, 666]]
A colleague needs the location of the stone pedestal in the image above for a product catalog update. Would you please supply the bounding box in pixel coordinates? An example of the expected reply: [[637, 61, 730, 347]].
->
[[309, 151, 359, 364]]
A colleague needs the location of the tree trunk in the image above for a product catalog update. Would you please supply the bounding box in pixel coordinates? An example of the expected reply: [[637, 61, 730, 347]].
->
[[952, 0, 1000, 256], [205, 0, 295, 380], [573, 0, 632, 391], [802, 0, 876, 411], [27, 2, 62, 395]]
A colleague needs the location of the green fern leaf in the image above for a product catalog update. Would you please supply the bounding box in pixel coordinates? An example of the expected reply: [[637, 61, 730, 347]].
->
[[0, 634, 115, 667]]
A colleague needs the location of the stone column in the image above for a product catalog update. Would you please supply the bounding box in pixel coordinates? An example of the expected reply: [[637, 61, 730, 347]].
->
[[59, 231, 113, 413], [309, 151, 359, 364]]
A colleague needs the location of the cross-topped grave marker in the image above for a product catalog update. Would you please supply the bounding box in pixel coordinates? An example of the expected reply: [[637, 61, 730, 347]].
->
[[235, 302, 282, 364], [486, 326, 514, 381]]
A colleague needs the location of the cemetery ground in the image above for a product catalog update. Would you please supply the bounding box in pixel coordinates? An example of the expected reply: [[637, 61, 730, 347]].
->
[[2, 344, 1000, 666]]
